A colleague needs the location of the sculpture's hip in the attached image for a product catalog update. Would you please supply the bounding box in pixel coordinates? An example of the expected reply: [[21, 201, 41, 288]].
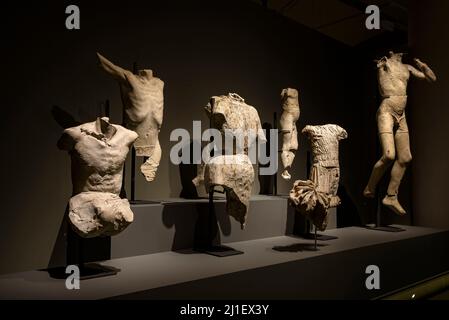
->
[[378, 96, 409, 134]]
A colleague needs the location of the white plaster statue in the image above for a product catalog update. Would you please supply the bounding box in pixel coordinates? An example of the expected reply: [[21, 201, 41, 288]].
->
[[194, 94, 266, 228], [97, 53, 164, 182], [364, 51, 436, 216], [303, 125, 348, 207], [204, 155, 254, 229], [280, 88, 300, 180], [289, 124, 347, 231], [289, 180, 330, 231], [58, 117, 138, 238], [205, 93, 266, 153]]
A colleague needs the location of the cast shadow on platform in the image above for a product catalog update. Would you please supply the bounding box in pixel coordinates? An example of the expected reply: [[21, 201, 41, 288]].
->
[[272, 243, 329, 252]]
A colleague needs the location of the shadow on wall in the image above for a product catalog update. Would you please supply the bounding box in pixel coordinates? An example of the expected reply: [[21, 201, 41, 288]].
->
[[162, 200, 233, 252], [337, 184, 362, 228], [178, 140, 200, 199], [259, 122, 275, 195]]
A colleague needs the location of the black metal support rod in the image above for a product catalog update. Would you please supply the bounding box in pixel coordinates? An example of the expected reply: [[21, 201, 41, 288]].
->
[[131, 147, 136, 202], [105, 99, 110, 118], [130, 62, 139, 202], [273, 112, 278, 196]]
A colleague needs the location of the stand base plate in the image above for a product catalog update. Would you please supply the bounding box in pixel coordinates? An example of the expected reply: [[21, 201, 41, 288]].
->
[[197, 245, 244, 257], [302, 233, 339, 241], [130, 200, 160, 205], [365, 225, 406, 233], [44, 263, 120, 280]]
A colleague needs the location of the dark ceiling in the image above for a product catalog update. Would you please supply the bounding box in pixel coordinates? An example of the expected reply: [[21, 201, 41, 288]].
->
[[253, 0, 408, 46]]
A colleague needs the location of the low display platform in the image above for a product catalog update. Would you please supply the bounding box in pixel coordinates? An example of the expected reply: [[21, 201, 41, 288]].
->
[[111, 195, 295, 259], [1, 226, 448, 300]]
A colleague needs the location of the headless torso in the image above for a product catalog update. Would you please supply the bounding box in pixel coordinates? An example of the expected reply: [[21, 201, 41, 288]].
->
[[303, 125, 348, 208], [280, 88, 300, 180], [364, 51, 436, 216], [58, 117, 138, 237], [97, 53, 164, 182]]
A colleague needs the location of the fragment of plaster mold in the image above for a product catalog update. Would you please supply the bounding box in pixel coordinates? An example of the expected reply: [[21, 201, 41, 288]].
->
[[289, 180, 330, 231], [97, 52, 164, 182], [58, 117, 138, 238], [205, 93, 266, 154], [303, 125, 348, 207], [204, 155, 255, 229], [364, 51, 436, 216], [193, 93, 266, 228], [289, 124, 347, 231], [280, 88, 300, 180]]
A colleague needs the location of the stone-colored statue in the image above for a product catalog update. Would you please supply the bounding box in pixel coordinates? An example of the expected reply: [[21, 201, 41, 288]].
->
[[194, 93, 266, 228], [290, 180, 330, 231], [289, 124, 347, 231], [204, 155, 254, 229], [58, 117, 138, 238], [303, 125, 348, 207], [280, 88, 300, 180], [364, 51, 436, 216], [97, 53, 164, 182], [205, 93, 266, 153]]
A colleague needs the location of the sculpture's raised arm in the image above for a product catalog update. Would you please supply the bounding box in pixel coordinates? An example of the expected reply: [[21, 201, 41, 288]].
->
[[96, 52, 129, 83], [408, 58, 437, 82]]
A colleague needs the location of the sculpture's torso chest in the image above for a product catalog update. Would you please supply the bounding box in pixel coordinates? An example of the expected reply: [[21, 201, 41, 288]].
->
[[120, 78, 164, 125], [379, 61, 410, 96], [72, 134, 128, 175]]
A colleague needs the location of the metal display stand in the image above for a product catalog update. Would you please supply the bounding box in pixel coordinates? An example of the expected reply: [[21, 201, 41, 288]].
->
[[69, 232, 119, 280], [366, 183, 406, 233], [196, 96, 243, 257], [273, 112, 278, 196], [302, 151, 338, 241], [196, 188, 244, 257]]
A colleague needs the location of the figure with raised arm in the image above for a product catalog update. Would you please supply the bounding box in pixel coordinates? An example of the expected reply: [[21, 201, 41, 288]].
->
[[364, 51, 436, 215]]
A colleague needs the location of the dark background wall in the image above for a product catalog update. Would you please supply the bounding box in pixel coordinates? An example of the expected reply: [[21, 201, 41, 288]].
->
[[409, 0, 449, 228], [2, 0, 437, 275]]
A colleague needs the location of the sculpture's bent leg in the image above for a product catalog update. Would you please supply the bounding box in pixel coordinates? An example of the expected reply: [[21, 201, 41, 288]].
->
[[364, 133, 396, 198], [383, 131, 412, 216]]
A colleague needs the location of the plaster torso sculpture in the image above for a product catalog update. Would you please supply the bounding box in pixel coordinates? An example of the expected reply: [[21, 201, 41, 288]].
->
[[280, 88, 300, 180], [97, 53, 164, 182], [194, 94, 266, 229], [58, 117, 138, 238], [289, 124, 347, 231], [303, 125, 348, 207], [205, 93, 266, 153], [364, 51, 436, 216]]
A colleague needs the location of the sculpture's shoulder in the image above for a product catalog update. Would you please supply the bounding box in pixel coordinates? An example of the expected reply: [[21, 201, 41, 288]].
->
[[113, 124, 139, 144], [327, 124, 348, 140], [150, 76, 164, 89], [141, 75, 164, 91], [58, 123, 84, 151], [62, 123, 85, 143], [302, 125, 318, 136], [313, 124, 348, 141]]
